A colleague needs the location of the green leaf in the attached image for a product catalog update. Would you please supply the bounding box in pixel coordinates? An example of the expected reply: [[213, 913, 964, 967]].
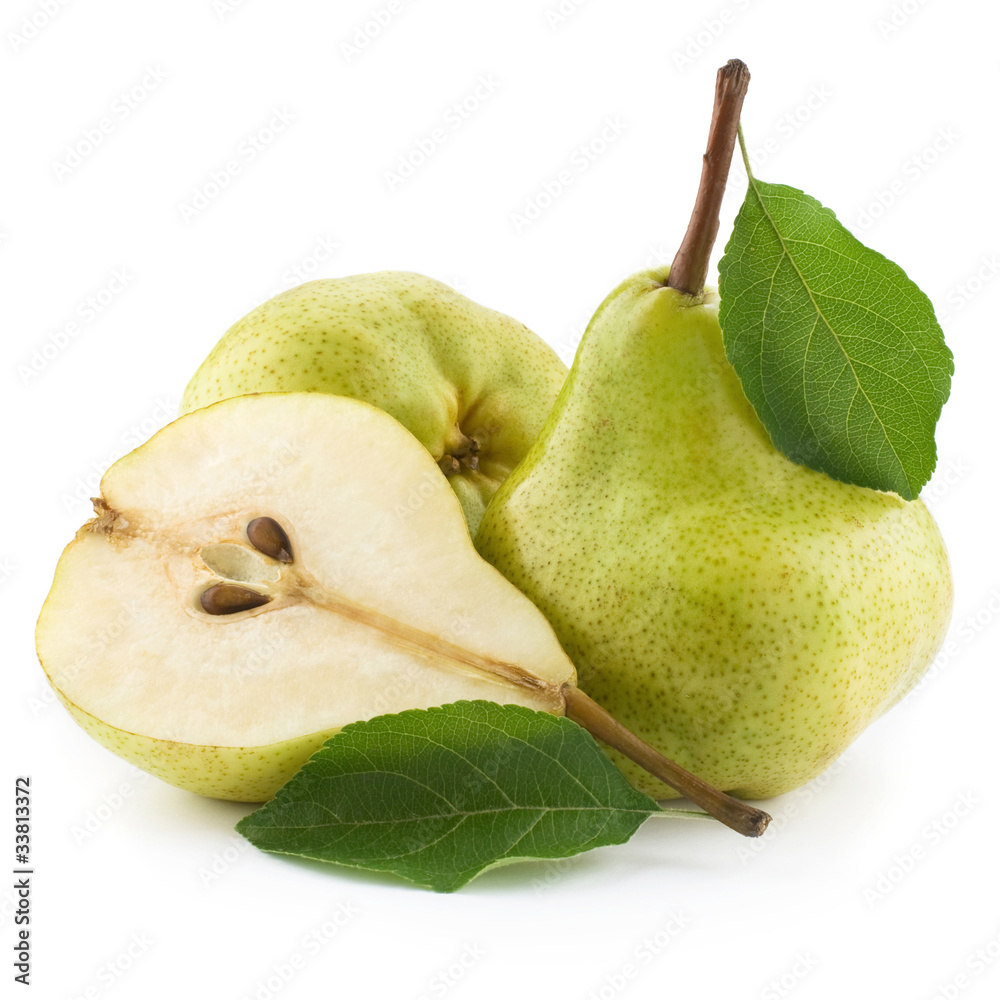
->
[[718, 136, 953, 500], [236, 701, 661, 892]]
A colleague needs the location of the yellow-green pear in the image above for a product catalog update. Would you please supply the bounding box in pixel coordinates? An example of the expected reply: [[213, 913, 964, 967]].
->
[[181, 271, 567, 535], [475, 62, 953, 800]]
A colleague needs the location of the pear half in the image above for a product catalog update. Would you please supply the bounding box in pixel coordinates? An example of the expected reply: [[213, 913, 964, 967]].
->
[[36, 393, 575, 801]]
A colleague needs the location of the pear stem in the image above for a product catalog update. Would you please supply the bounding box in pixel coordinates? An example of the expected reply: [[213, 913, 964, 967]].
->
[[562, 684, 770, 838], [667, 59, 750, 297]]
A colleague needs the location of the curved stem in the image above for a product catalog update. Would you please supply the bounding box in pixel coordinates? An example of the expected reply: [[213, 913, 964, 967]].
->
[[562, 685, 770, 838], [667, 59, 750, 296]]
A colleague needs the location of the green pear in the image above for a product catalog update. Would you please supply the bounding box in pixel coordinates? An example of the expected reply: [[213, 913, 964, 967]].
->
[[475, 62, 953, 800], [181, 271, 567, 535]]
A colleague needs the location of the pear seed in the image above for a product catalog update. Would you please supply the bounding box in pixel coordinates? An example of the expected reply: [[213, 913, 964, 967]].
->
[[200, 583, 271, 615], [246, 517, 293, 563]]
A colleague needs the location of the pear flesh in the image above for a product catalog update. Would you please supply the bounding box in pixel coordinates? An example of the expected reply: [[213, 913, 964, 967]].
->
[[37, 393, 575, 801], [476, 268, 954, 799], [180, 271, 568, 534]]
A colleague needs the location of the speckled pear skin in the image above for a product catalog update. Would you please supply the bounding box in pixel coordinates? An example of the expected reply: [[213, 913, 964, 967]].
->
[[476, 266, 953, 799], [181, 272, 567, 535]]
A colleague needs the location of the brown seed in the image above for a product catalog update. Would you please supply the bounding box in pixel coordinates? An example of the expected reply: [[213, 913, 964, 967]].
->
[[246, 516, 293, 563], [200, 583, 271, 616]]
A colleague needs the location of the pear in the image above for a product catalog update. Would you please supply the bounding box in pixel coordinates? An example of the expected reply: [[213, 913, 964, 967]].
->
[[35, 392, 769, 834], [181, 271, 567, 535], [475, 61, 953, 800], [37, 394, 573, 802]]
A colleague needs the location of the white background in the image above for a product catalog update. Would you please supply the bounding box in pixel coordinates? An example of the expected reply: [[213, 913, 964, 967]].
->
[[5, 0, 1000, 997]]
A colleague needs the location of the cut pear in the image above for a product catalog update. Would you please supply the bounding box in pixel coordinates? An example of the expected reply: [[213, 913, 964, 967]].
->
[[37, 393, 575, 801]]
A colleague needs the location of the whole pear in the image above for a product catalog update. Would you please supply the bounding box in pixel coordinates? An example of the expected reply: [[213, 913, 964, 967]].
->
[[477, 272, 952, 798], [181, 271, 567, 534], [475, 63, 952, 800]]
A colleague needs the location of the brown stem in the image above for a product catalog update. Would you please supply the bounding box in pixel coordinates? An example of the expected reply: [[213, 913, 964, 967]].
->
[[667, 59, 750, 296], [562, 685, 770, 838]]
